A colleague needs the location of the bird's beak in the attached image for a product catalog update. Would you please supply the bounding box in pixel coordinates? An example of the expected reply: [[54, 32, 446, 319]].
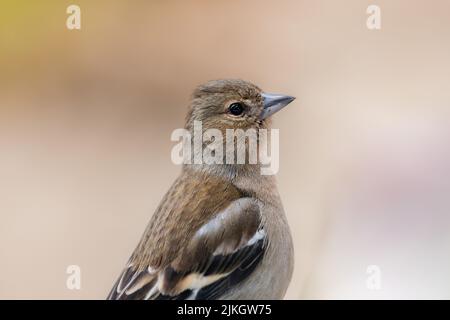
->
[[259, 93, 295, 120]]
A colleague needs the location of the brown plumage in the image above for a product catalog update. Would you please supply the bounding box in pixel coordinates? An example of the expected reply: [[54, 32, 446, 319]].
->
[[107, 79, 295, 300], [132, 171, 242, 269]]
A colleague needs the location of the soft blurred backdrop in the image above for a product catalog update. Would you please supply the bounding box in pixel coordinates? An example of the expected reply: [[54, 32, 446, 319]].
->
[[1, 0, 449, 299]]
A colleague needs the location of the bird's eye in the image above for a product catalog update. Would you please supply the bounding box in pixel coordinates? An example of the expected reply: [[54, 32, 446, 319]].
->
[[228, 103, 244, 116]]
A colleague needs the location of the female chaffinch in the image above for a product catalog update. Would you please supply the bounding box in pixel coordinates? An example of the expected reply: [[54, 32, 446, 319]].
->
[[107, 79, 295, 300]]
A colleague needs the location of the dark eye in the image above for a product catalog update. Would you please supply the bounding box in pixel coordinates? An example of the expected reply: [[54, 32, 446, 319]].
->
[[228, 103, 244, 116]]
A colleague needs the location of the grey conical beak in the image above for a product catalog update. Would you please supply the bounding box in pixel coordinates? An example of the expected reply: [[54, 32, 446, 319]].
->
[[259, 93, 295, 120]]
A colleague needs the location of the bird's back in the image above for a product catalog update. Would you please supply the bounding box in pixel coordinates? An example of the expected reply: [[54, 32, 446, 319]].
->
[[131, 170, 243, 269]]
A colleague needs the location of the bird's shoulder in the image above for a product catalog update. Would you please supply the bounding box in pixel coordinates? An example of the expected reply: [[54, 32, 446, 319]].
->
[[136, 171, 245, 266]]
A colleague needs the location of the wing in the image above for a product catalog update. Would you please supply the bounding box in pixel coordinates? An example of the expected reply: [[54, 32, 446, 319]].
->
[[107, 197, 266, 300]]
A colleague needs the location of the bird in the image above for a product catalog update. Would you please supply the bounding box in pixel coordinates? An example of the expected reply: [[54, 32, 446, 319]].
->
[[107, 79, 295, 300]]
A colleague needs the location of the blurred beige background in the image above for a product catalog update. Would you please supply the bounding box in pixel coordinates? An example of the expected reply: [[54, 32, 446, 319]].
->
[[1, 0, 449, 299]]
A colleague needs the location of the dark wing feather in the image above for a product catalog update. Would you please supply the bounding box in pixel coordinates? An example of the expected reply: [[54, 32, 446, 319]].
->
[[195, 237, 265, 299]]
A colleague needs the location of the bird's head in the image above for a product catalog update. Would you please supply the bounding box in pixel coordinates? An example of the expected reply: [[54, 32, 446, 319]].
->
[[186, 79, 295, 132]]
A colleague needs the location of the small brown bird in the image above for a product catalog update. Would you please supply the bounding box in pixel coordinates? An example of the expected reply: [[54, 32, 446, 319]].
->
[[107, 79, 295, 300]]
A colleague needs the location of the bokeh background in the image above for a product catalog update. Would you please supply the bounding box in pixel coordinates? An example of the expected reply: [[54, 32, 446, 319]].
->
[[1, 0, 449, 299]]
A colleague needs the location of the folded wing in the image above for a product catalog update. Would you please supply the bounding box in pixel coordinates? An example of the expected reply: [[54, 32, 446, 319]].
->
[[107, 198, 266, 300]]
